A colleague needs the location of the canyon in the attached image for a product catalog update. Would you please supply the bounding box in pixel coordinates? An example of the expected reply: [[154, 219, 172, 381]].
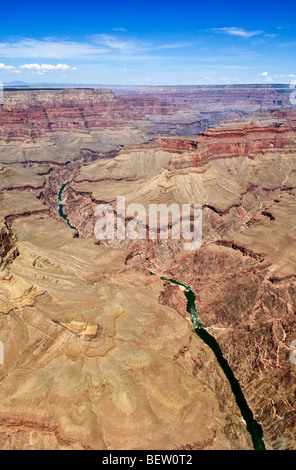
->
[[0, 85, 295, 450]]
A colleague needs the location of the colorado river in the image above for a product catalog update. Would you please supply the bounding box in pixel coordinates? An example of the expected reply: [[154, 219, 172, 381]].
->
[[58, 182, 78, 231], [160, 276, 266, 451]]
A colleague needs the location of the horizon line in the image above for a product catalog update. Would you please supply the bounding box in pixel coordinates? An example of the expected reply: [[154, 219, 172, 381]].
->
[[2, 82, 291, 89]]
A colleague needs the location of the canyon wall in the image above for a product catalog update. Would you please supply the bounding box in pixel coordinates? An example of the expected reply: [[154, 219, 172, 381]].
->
[[0, 219, 19, 269], [137, 84, 292, 111], [0, 87, 296, 449]]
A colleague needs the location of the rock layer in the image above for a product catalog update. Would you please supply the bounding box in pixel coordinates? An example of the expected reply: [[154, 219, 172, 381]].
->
[[138, 84, 293, 111]]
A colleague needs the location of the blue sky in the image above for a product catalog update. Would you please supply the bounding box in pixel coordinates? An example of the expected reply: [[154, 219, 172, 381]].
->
[[0, 0, 295, 85]]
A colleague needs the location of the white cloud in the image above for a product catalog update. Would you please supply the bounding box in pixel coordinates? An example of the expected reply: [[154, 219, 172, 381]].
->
[[211, 27, 263, 38], [0, 62, 77, 75], [0, 39, 108, 59], [259, 72, 274, 82], [92, 34, 195, 55], [0, 63, 22, 74], [274, 73, 296, 78], [280, 41, 296, 48], [0, 63, 15, 71], [19, 63, 77, 72], [94, 34, 143, 53], [0, 36, 193, 62], [112, 28, 127, 32]]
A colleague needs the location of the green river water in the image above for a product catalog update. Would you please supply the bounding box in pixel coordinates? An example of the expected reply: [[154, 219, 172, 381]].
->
[[160, 276, 266, 451], [58, 182, 78, 231]]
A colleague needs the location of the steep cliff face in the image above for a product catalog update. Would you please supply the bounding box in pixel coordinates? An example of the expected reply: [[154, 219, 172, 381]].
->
[[2, 86, 284, 147], [152, 116, 296, 170], [0, 219, 19, 269], [2, 88, 116, 109], [0, 88, 188, 137], [138, 84, 293, 111]]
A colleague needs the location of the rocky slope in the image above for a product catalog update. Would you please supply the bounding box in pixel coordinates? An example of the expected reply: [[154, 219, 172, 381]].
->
[[0, 219, 19, 269], [63, 108, 296, 450]]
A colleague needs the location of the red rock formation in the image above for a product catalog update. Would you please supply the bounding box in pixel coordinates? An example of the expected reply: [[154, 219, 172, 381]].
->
[[155, 117, 296, 166], [0, 89, 186, 140], [139, 85, 293, 111], [2, 85, 293, 144], [157, 137, 199, 151]]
